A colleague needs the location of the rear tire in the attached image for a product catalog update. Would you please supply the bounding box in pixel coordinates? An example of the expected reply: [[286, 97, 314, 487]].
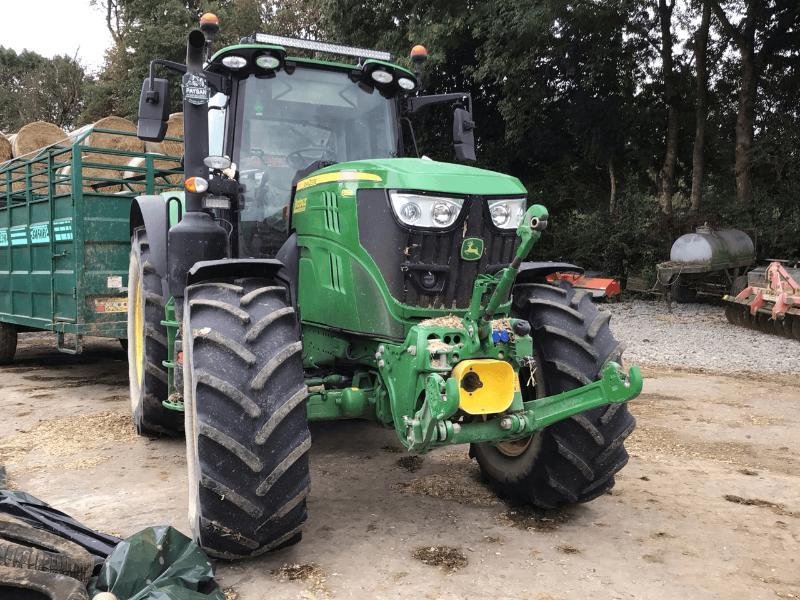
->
[[471, 282, 635, 508], [184, 277, 310, 558], [0, 323, 17, 364], [127, 227, 182, 436]]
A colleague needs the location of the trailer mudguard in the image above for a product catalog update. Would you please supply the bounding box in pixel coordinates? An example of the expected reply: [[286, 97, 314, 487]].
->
[[515, 261, 584, 284], [130, 195, 170, 280]]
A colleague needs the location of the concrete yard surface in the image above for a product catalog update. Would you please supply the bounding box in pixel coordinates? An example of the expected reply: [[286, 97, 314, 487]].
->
[[0, 331, 798, 599]]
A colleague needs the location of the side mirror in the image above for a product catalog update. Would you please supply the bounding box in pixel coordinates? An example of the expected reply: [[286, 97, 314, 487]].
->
[[453, 107, 476, 162], [137, 77, 170, 142]]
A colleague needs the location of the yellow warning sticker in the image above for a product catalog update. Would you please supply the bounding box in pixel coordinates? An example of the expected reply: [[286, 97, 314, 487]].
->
[[94, 297, 128, 313], [293, 197, 307, 213]]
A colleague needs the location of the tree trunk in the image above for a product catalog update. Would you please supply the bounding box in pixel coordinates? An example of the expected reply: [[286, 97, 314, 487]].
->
[[657, 0, 677, 218], [735, 45, 756, 207], [608, 158, 618, 219], [690, 1, 711, 214]]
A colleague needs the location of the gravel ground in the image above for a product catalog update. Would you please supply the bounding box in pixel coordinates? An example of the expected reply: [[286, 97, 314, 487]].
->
[[606, 299, 800, 374]]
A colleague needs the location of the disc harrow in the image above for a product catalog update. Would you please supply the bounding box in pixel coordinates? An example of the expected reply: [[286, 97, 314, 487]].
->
[[723, 261, 800, 340]]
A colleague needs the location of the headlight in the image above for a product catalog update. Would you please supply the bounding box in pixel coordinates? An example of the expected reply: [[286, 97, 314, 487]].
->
[[390, 192, 465, 228], [488, 198, 527, 229]]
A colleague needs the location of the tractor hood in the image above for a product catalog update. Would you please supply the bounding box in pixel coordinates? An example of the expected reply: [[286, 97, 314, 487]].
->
[[301, 158, 527, 196]]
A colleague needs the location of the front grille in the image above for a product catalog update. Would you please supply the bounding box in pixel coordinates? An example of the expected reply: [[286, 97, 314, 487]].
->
[[357, 190, 520, 309]]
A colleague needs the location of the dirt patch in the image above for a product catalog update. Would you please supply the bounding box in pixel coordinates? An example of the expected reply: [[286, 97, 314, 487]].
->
[[412, 546, 468, 572], [381, 445, 402, 453], [21, 374, 123, 388], [396, 455, 424, 473], [394, 465, 498, 507], [271, 563, 329, 598], [498, 507, 573, 531], [556, 543, 581, 554], [0, 410, 135, 465], [724, 495, 798, 518], [626, 424, 799, 476]]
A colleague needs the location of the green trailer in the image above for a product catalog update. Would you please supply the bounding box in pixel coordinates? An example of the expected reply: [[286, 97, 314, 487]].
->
[[0, 127, 182, 361]]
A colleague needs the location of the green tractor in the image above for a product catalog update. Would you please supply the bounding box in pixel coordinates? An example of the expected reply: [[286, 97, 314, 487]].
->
[[129, 14, 642, 559]]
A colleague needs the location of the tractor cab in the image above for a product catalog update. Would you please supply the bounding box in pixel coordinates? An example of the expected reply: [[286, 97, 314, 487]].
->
[[206, 40, 410, 257]]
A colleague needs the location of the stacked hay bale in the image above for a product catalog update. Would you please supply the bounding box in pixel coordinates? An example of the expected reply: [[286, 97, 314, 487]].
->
[[7, 122, 68, 192], [57, 116, 145, 194], [0, 133, 11, 162], [123, 112, 184, 192]]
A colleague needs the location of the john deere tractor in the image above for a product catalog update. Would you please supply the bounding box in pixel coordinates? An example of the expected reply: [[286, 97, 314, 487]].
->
[[128, 14, 642, 559]]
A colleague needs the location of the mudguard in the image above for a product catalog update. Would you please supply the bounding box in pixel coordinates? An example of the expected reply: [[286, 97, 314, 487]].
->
[[515, 261, 584, 284], [187, 259, 287, 289], [130, 195, 171, 280]]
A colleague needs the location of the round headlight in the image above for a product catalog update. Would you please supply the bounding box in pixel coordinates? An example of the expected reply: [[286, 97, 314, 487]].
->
[[490, 203, 511, 227], [432, 202, 456, 226], [255, 54, 281, 70], [400, 202, 422, 223], [397, 77, 416, 91], [221, 55, 247, 69], [370, 69, 394, 84]]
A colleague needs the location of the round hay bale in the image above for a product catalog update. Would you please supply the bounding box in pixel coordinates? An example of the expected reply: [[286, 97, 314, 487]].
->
[[0, 134, 12, 162], [55, 164, 122, 195], [12, 121, 68, 158], [85, 116, 144, 166], [144, 112, 184, 157], [122, 154, 182, 192]]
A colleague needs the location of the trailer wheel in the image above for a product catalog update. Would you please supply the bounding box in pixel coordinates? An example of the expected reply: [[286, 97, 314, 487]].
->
[[184, 277, 310, 558], [127, 227, 182, 436], [671, 276, 697, 303], [471, 282, 635, 508], [0, 323, 17, 364]]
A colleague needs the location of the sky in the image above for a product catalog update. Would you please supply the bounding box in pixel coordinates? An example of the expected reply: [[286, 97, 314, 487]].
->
[[5, 1, 113, 72]]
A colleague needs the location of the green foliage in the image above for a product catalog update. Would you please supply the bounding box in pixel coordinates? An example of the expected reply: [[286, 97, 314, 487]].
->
[[0, 48, 86, 131]]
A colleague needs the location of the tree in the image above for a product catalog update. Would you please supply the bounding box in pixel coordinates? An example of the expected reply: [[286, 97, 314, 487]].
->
[[710, 0, 800, 209], [0, 47, 86, 132], [656, 0, 679, 220], [690, 0, 712, 214]]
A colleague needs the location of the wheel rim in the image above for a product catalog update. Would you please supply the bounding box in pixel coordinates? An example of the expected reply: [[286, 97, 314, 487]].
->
[[133, 279, 145, 386], [494, 356, 543, 457], [496, 435, 535, 457]]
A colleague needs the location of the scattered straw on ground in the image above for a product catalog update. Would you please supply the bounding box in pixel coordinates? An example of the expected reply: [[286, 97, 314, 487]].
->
[[223, 588, 239, 600], [396, 455, 424, 473], [724, 495, 798, 518], [418, 315, 463, 329], [412, 546, 468, 572], [556, 543, 581, 554], [0, 410, 136, 465], [271, 563, 330, 598], [498, 506, 572, 531], [394, 465, 498, 507]]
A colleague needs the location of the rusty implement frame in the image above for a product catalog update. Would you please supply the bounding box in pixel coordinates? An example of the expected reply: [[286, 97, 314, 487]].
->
[[723, 261, 800, 340]]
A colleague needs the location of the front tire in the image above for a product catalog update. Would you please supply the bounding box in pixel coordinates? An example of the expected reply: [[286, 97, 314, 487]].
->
[[127, 228, 182, 436], [184, 277, 310, 558], [471, 282, 635, 508]]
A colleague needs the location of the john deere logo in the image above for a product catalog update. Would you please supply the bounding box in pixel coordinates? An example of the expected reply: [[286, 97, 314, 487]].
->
[[461, 238, 484, 260]]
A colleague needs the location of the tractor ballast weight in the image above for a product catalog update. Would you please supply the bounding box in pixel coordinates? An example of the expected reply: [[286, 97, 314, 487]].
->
[[127, 18, 642, 559]]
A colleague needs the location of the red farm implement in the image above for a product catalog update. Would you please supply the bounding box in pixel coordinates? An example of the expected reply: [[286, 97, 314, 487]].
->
[[723, 261, 800, 340]]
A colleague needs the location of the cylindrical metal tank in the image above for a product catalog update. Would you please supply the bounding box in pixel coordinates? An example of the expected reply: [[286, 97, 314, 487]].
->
[[669, 226, 754, 268]]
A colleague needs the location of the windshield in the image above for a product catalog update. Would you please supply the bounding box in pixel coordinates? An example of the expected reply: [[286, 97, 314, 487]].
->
[[234, 66, 400, 257]]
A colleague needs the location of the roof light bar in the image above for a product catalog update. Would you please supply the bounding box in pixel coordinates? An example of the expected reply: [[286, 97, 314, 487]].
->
[[253, 33, 392, 61]]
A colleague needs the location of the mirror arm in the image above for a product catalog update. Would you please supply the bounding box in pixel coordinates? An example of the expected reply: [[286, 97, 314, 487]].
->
[[146, 59, 226, 97], [406, 92, 472, 114]]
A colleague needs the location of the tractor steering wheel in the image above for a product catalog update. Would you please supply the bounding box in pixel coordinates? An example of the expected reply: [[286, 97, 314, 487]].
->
[[286, 147, 335, 170]]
